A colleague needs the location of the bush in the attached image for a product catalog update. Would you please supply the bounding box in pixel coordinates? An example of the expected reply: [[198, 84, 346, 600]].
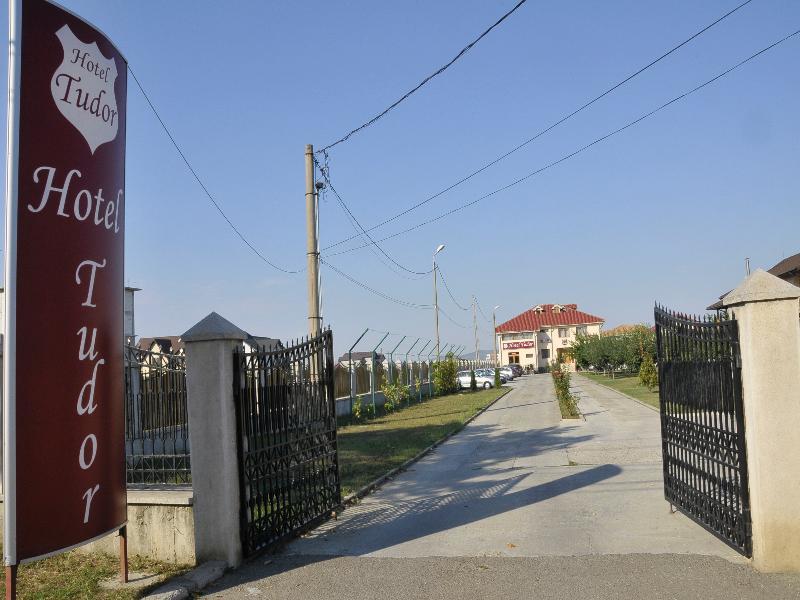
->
[[551, 363, 579, 418], [382, 380, 410, 412], [494, 368, 502, 388], [638, 355, 658, 391], [432, 352, 459, 395], [469, 369, 477, 392]]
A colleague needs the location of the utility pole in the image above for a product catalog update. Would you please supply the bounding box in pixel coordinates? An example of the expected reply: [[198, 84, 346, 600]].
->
[[305, 144, 321, 337], [493, 305, 500, 368], [433, 244, 445, 360], [472, 296, 479, 361]]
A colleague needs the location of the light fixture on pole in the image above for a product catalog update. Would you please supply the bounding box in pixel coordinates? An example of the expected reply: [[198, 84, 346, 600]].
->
[[433, 244, 445, 361]]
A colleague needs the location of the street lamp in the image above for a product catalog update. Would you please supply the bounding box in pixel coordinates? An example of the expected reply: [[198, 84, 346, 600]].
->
[[493, 305, 501, 368], [433, 244, 445, 361]]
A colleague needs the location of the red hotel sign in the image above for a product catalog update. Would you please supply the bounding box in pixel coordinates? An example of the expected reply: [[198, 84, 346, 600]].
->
[[503, 341, 535, 350], [3, 0, 127, 563]]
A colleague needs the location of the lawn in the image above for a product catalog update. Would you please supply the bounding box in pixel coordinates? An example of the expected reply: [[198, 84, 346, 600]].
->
[[338, 386, 508, 497], [0, 547, 189, 599], [579, 372, 660, 409]]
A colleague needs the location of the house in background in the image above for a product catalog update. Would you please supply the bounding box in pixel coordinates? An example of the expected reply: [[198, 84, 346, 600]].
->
[[337, 351, 386, 370], [495, 303, 604, 372], [767, 252, 800, 287], [708, 251, 800, 310], [1, 285, 139, 341]]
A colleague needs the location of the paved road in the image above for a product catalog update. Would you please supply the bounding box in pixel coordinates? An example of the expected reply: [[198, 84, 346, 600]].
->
[[206, 374, 800, 599]]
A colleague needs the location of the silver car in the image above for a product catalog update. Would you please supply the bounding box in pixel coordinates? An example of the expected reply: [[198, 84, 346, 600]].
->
[[457, 370, 494, 389]]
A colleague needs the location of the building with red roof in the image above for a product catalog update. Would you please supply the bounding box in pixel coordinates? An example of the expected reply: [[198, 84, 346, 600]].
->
[[495, 303, 604, 371]]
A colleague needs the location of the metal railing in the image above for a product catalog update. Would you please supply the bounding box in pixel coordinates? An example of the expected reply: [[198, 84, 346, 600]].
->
[[655, 305, 751, 556], [124, 345, 191, 486], [233, 329, 341, 557]]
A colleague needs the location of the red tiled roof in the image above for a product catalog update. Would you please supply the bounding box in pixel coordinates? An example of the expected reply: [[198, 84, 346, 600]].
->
[[495, 304, 604, 333]]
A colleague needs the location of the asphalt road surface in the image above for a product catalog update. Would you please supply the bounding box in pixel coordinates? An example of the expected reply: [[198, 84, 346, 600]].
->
[[205, 375, 800, 599]]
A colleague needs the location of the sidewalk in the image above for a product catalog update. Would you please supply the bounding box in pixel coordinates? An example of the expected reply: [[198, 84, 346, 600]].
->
[[204, 375, 800, 599]]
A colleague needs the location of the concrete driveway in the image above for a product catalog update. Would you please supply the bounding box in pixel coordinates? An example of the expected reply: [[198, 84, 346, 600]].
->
[[205, 374, 800, 599]]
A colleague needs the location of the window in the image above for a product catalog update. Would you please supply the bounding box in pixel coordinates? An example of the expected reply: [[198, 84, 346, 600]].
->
[[525, 353, 534, 358], [509, 352, 520, 364], [541, 349, 550, 359], [576, 326, 587, 336], [558, 327, 568, 338]]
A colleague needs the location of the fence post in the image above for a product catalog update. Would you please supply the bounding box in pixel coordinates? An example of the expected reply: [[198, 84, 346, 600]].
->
[[722, 270, 800, 572], [182, 312, 247, 568]]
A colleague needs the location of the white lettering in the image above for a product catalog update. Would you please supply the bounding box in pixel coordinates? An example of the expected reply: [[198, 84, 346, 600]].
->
[[28, 166, 81, 216], [78, 434, 97, 470], [77, 358, 105, 415], [93, 189, 105, 225], [75, 259, 106, 308], [82, 484, 100, 524], [114, 190, 123, 233], [73, 189, 92, 221], [76, 326, 99, 361]]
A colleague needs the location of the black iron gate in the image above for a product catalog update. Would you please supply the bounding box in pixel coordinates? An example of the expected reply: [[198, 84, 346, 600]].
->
[[655, 306, 752, 556], [233, 329, 341, 557]]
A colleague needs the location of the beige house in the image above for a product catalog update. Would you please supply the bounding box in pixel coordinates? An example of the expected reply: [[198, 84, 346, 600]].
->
[[495, 303, 604, 372]]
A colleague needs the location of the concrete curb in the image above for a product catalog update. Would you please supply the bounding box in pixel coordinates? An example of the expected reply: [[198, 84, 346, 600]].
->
[[341, 385, 514, 505], [575, 374, 659, 413], [141, 560, 226, 600]]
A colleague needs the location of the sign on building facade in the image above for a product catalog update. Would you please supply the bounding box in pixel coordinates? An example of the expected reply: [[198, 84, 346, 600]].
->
[[3, 0, 127, 565]]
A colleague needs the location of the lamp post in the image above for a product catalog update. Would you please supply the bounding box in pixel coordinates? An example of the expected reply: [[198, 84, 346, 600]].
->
[[433, 244, 445, 361], [493, 305, 501, 368]]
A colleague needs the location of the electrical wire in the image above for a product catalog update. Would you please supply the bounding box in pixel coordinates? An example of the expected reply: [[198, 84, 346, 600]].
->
[[475, 298, 494, 324], [322, 0, 756, 252], [319, 0, 530, 153], [436, 265, 470, 311], [127, 66, 302, 274], [320, 258, 432, 309], [439, 305, 469, 329], [315, 156, 432, 277], [325, 28, 800, 256]]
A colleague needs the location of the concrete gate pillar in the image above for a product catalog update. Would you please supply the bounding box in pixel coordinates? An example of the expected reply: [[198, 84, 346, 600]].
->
[[722, 270, 800, 572], [182, 312, 247, 568]]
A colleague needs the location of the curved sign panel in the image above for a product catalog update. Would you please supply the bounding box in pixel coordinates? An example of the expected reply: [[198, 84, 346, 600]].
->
[[4, 0, 127, 564]]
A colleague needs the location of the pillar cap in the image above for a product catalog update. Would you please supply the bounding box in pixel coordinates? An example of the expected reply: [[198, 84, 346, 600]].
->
[[182, 311, 248, 343], [721, 269, 800, 308]]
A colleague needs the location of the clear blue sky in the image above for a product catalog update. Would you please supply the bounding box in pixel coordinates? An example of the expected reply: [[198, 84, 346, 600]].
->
[[2, 0, 798, 357]]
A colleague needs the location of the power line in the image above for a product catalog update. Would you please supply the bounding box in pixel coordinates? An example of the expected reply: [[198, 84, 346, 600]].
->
[[127, 66, 302, 274], [322, 0, 756, 252], [436, 265, 470, 311], [326, 28, 800, 256], [439, 305, 469, 329], [475, 298, 493, 324], [320, 258, 432, 309], [315, 156, 432, 277], [319, 0, 530, 153]]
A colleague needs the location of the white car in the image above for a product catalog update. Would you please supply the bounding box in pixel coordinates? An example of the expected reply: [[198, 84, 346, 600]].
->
[[456, 370, 494, 390]]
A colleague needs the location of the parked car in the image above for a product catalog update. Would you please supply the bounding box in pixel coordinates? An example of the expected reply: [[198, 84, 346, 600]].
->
[[498, 366, 514, 380], [456, 370, 494, 389], [474, 368, 504, 382], [508, 364, 524, 377]]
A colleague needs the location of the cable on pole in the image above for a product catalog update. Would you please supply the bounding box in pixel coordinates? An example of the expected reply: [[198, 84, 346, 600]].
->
[[319, 0, 530, 153], [435, 265, 470, 311], [322, 0, 757, 252], [127, 66, 302, 274], [320, 258, 432, 309], [315, 156, 432, 277], [325, 28, 800, 256]]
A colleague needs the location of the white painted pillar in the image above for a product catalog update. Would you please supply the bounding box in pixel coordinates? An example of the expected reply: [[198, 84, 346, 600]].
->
[[182, 312, 247, 568], [722, 270, 800, 572]]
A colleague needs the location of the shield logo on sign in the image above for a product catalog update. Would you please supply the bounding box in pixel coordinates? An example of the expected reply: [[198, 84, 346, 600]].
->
[[50, 25, 119, 154]]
